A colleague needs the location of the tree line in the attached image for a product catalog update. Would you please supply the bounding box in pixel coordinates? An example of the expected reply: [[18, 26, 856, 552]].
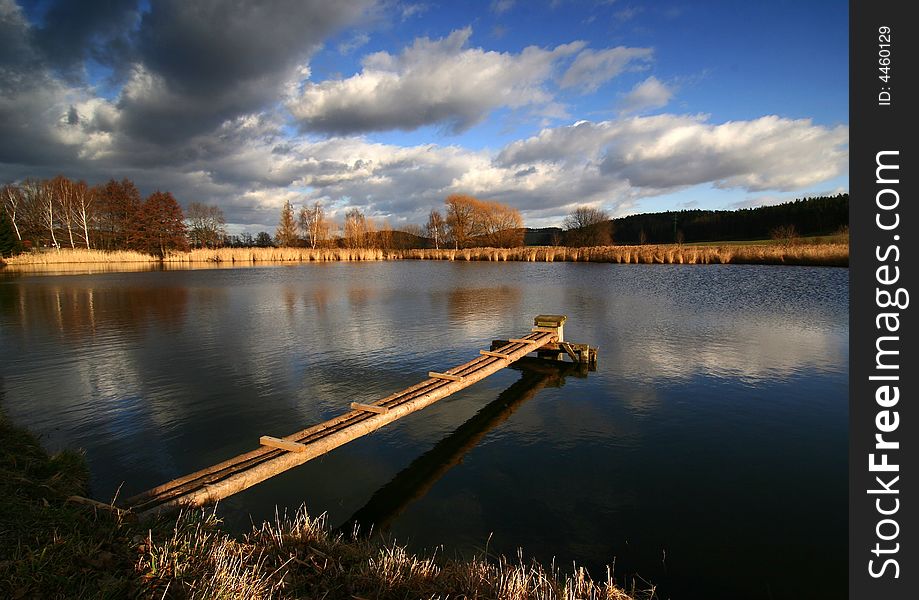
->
[[2, 177, 191, 256], [271, 193, 524, 250], [1, 175, 235, 258], [524, 194, 849, 247], [609, 194, 849, 245], [1, 173, 847, 260]]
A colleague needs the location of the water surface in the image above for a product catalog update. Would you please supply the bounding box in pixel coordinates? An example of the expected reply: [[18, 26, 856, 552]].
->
[[0, 262, 847, 599]]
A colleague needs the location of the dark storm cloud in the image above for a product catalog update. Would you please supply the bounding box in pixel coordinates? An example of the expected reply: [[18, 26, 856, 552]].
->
[[1, 0, 34, 70], [1, 0, 376, 183], [116, 0, 373, 144], [0, 1, 79, 168], [30, 0, 139, 80]]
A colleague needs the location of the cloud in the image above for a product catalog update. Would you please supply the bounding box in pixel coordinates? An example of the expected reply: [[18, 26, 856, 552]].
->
[[727, 186, 848, 210], [1, 0, 376, 169], [618, 76, 673, 114], [614, 5, 643, 22], [0, 2, 849, 234], [0, 2, 121, 168], [559, 46, 653, 92], [601, 115, 849, 192], [491, 0, 515, 14], [289, 28, 587, 135], [29, 0, 140, 81], [338, 32, 371, 54], [497, 114, 848, 193], [117, 0, 373, 144], [399, 2, 429, 20]]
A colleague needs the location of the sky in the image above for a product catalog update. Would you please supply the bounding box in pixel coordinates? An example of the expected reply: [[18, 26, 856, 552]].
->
[[1, 0, 849, 233]]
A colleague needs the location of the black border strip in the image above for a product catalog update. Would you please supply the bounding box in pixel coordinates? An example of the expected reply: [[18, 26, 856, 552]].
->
[[850, 1, 916, 597]]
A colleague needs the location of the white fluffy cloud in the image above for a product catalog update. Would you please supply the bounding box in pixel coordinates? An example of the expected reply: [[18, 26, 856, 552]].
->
[[618, 76, 673, 114], [497, 114, 848, 193], [289, 28, 587, 134], [145, 112, 845, 230]]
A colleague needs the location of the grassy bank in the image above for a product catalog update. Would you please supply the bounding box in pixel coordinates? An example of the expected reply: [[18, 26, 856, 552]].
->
[[0, 412, 641, 599], [3, 242, 848, 268]]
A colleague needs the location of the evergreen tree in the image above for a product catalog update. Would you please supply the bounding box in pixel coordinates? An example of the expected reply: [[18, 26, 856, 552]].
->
[[0, 208, 22, 257]]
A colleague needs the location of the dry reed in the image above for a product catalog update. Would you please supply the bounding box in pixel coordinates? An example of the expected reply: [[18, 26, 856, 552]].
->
[[4, 248, 158, 265], [139, 506, 643, 600], [3, 243, 848, 269]]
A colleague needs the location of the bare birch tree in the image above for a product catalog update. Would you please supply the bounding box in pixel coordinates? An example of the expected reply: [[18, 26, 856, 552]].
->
[[425, 209, 446, 249], [1, 184, 23, 242], [298, 201, 327, 248], [51, 175, 78, 248], [72, 180, 95, 249], [343, 208, 368, 248]]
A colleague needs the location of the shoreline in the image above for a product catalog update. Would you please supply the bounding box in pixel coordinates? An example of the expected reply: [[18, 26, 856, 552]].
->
[[3, 242, 848, 269], [0, 411, 640, 599]]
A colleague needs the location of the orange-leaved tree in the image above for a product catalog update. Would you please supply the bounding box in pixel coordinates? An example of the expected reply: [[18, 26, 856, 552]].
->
[[133, 191, 189, 257]]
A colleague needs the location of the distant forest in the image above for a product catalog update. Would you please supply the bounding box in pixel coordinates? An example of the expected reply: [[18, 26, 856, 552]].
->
[[2, 177, 848, 259], [526, 194, 849, 246]]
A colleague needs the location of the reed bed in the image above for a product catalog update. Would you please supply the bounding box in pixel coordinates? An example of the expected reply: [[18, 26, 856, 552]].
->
[[3, 242, 848, 268], [3, 248, 159, 265]]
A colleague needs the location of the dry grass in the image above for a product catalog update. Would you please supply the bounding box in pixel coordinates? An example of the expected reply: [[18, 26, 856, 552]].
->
[[3, 248, 159, 265], [162, 246, 397, 263], [139, 507, 645, 600], [2, 242, 848, 269], [2, 412, 643, 600]]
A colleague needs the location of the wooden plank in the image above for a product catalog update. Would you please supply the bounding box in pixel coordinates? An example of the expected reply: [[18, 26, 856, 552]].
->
[[493, 338, 558, 351], [350, 402, 389, 414], [508, 338, 538, 344], [479, 350, 510, 359], [429, 371, 464, 381], [260, 436, 308, 452]]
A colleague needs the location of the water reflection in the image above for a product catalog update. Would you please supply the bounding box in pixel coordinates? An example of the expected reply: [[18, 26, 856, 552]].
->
[[1, 281, 190, 341], [445, 285, 523, 321], [342, 359, 585, 534], [0, 263, 848, 600]]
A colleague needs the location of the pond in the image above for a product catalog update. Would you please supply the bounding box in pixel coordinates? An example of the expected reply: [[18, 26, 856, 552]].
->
[[0, 261, 847, 599]]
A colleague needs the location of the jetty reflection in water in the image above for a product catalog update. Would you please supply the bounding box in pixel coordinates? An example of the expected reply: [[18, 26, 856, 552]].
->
[[342, 358, 585, 535]]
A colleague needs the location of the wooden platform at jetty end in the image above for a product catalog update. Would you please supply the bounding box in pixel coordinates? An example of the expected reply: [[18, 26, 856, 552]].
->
[[121, 315, 597, 515]]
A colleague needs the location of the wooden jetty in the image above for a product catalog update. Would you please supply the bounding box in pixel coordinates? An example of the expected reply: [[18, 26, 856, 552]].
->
[[122, 315, 597, 515]]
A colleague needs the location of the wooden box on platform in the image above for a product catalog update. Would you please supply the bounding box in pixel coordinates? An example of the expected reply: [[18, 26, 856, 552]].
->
[[532, 314, 566, 342], [492, 314, 597, 370]]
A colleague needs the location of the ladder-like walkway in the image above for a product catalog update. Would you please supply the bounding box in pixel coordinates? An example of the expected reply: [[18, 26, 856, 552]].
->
[[122, 315, 593, 515]]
